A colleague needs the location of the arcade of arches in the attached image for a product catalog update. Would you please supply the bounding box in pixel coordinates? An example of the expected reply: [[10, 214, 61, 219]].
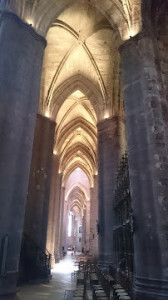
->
[[0, 0, 168, 299]]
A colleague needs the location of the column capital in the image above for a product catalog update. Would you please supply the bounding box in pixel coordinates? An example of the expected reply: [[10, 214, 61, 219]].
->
[[97, 115, 124, 132], [119, 31, 153, 54], [53, 153, 60, 163], [97, 115, 124, 144], [0, 11, 47, 47], [37, 113, 56, 126]]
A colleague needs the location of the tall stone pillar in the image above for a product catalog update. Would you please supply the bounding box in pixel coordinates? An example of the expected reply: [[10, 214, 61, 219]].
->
[[90, 175, 98, 257], [78, 215, 82, 252], [85, 201, 90, 252], [62, 200, 68, 252], [58, 187, 65, 259], [46, 154, 60, 266], [24, 114, 56, 250], [0, 12, 46, 299], [54, 174, 63, 262], [97, 116, 122, 265], [120, 33, 168, 300], [82, 211, 86, 251]]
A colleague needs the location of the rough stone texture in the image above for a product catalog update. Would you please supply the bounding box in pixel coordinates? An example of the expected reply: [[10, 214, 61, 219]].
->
[[97, 116, 122, 265], [120, 33, 168, 299], [0, 295, 18, 300], [24, 114, 56, 250], [0, 12, 46, 298], [89, 175, 98, 257]]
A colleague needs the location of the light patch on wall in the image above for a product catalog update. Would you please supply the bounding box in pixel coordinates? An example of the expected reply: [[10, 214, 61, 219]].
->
[[68, 212, 73, 237], [129, 29, 135, 38], [26, 18, 34, 27], [124, 28, 140, 41], [45, 109, 50, 118], [104, 112, 109, 119], [76, 167, 81, 171], [72, 90, 85, 98]]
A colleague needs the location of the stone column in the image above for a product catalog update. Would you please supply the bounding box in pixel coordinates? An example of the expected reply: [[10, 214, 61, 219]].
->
[[82, 211, 86, 252], [90, 175, 98, 257], [24, 114, 56, 250], [0, 12, 46, 299], [46, 154, 60, 267], [120, 33, 168, 300], [54, 174, 63, 262], [85, 201, 90, 253], [97, 116, 122, 265], [58, 187, 65, 259], [62, 200, 68, 252], [78, 215, 82, 252]]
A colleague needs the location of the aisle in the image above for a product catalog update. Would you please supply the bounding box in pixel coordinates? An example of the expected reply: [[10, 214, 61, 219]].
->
[[17, 252, 77, 300]]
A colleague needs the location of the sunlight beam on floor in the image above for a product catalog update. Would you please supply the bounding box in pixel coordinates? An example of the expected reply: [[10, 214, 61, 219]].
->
[[51, 253, 78, 275]]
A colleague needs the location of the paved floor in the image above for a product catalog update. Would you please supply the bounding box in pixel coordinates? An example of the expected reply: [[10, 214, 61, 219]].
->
[[17, 252, 78, 300]]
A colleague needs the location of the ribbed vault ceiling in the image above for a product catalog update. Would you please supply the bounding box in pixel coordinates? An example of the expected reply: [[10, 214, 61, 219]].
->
[[38, 0, 126, 198], [2, 0, 141, 40], [55, 91, 97, 187], [67, 185, 87, 217], [39, 1, 122, 121]]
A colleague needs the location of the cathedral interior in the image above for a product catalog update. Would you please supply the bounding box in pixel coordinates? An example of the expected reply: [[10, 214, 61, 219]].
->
[[0, 0, 168, 299]]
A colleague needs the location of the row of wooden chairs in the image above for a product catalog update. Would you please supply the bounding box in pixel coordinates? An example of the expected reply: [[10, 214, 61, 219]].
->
[[112, 284, 131, 300], [91, 264, 132, 299], [92, 267, 114, 299], [73, 259, 132, 299], [73, 266, 87, 299], [73, 284, 85, 299], [109, 265, 132, 295]]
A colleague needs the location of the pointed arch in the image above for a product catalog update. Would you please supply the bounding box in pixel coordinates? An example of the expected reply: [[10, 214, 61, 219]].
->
[[60, 143, 97, 174], [51, 74, 104, 121], [56, 117, 97, 153], [65, 182, 89, 201], [63, 162, 93, 187]]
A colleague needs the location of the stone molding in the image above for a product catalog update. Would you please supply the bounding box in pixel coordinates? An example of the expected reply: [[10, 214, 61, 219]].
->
[[37, 113, 56, 126], [97, 115, 124, 142], [97, 115, 124, 130], [119, 31, 152, 54], [134, 276, 168, 297]]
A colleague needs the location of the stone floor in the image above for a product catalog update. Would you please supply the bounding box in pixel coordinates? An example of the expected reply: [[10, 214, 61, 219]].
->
[[17, 252, 78, 300]]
